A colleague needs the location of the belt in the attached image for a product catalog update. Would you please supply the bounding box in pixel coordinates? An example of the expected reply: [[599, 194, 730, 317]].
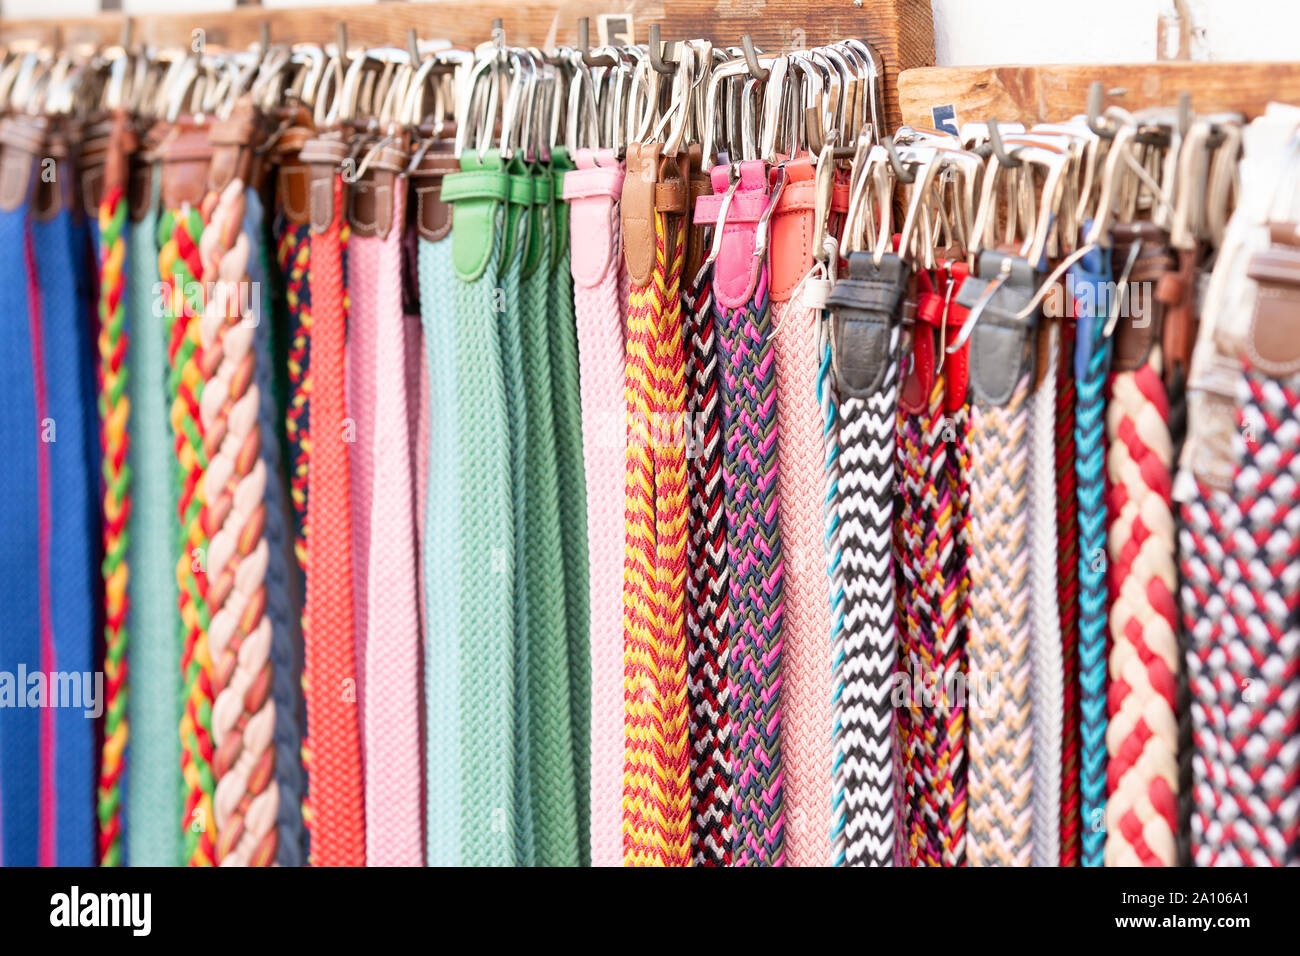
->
[[1103, 225, 1180, 867], [768, 159, 832, 867], [826, 249, 908, 866], [245, 188, 305, 867], [548, 147, 593, 866], [126, 166, 182, 866], [1056, 317, 1082, 866], [956, 250, 1036, 867], [0, 179, 42, 867], [351, 184, 424, 866], [441, 151, 515, 864], [302, 167, 366, 865], [95, 177, 130, 866], [199, 179, 277, 866], [1071, 246, 1113, 867], [37, 198, 100, 867], [276, 220, 311, 577], [621, 142, 691, 866], [517, 158, 580, 865], [698, 160, 787, 865], [564, 148, 627, 866]]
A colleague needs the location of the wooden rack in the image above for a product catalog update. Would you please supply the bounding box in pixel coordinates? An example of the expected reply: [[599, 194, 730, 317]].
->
[[898, 61, 1300, 131], [0, 0, 936, 133]]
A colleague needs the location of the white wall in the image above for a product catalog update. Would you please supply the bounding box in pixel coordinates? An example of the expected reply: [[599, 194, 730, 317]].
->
[[1, 0, 1295, 66]]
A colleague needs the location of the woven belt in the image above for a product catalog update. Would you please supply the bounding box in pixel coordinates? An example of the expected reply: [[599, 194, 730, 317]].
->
[[564, 148, 628, 866], [96, 177, 130, 866], [549, 146, 593, 865], [1103, 224, 1180, 867], [244, 188, 305, 867], [442, 151, 515, 863], [956, 250, 1036, 867], [768, 159, 832, 867], [0, 171, 42, 866], [302, 167, 366, 865], [275, 220, 311, 575], [1071, 247, 1113, 867], [1056, 317, 1082, 866], [826, 250, 908, 866], [621, 143, 692, 867]]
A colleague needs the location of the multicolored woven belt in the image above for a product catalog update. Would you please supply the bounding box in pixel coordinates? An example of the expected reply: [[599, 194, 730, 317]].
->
[[955, 251, 1036, 867], [825, 250, 909, 866], [1056, 317, 1082, 866]]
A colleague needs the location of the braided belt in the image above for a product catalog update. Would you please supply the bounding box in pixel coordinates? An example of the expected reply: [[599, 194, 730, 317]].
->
[[825, 250, 908, 866], [564, 148, 630, 866], [622, 143, 691, 866], [441, 151, 515, 864], [1071, 248, 1114, 866], [0, 162, 42, 866], [302, 159, 366, 865], [275, 220, 311, 572], [1056, 318, 1082, 866], [769, 160, 832, 867], [694, 161, 787, 865], [896, 263, 971, 866], [96, 178, 130, 866], [548, 147, 593, 865], [955, 251, 1037, 867], [352, 182, 423, 866], [1104, 224, 1180, 867]]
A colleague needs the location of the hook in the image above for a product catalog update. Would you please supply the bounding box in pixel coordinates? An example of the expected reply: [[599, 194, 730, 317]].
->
[[407, 28, 420, 67], [883, 134, 917, 183], [120, 16, 134, 54], [1086, 80, 1116, 140], [492, 18, 505, 50], [1177, 90, 1192, 138], [336, 23, 349, 65], [740, 35, 768, 81], [648, 24, 676, 75], [578, 18, 617, 68], [986, 119, 1021, 167]]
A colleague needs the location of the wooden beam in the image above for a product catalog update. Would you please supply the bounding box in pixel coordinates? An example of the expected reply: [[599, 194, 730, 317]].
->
[[0, 0, 936, 132], [898, 61, 1300, 132]]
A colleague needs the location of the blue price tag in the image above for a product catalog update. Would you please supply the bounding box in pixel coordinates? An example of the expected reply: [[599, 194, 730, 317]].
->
[[932, 104, 959, 136]]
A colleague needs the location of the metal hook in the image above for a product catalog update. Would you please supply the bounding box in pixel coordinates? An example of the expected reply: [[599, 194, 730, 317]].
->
[[648, 24, 676, 75], [884, 134, 917, 183], [578, 18, 617, 68], [986, 119, 1021, 168], [740, 35, 769, 81], [1086, 81, 1117, 140]]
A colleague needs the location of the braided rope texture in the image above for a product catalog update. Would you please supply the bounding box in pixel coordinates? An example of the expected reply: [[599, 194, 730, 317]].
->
[[158, 203, 217, 866], [1105, 346, 1180, 867], [1182, 365, 1300, 866], [276, 221, 311, 571], [966, 371, 1033, 867], [198, 181, 277, 867], [716, 266, 786, 866], [622, 213, 691, 866], [832, 327, 900, 867], [1029, 325, 1063, 866], [1074, 265, 1113, 867], [772, 296, 832, 867], [303, 176, 366, 865], [896, 375, 927, 863], [520, 186, 580, 865], [96, 184, 130, 865], [568, 160, 629, 867], [1056, 322, 1082, 865]]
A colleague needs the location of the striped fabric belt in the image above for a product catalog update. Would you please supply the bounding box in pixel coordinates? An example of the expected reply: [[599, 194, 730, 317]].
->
[[768, 159, 832, 867], [34, 189, 99, 867], [301, 153, 366, 865], [126, 166, 182, 866], [440, 150, 515, 864], [244, 188, 305, 867], [0, 162, 42, 867], [825, 250, 908, 866], [548, 147, 592, 866], [1071, 248, 1114, 866], [1103, 224, 1181, 867], [895, 263, 971, 866], [564, 148, 628, 866], [697, 160, 786, 865], [954, 251, 1037, 867], [95, 169, 131, 867], [350, 181, 423, 866], [621, 143, 691, 867]]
